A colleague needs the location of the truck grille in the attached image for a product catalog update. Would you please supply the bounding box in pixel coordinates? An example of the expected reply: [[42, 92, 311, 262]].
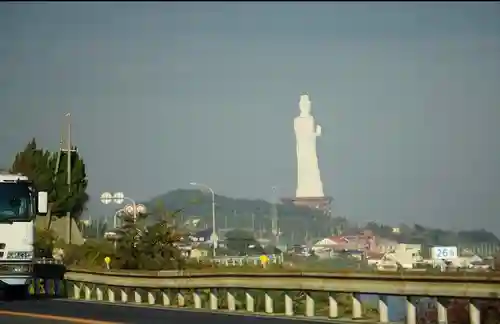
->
[[0, 263, 33, 274]]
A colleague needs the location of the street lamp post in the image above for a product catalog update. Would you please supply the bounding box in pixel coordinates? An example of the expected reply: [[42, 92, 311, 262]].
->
[[113, 208, 125, 229], [271, 186, 279, 247], [111, 209, 124, 250], [100, 192, 143, 224], [190, 182, 217, 257], [101, 192, 146, 250]]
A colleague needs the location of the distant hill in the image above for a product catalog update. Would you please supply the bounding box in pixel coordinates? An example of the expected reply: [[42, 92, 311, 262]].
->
[[142, 189, 343, 244], [142, 189, 499, 247]]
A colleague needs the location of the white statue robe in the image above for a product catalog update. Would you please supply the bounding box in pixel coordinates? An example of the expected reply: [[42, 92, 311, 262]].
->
[[294, 115, 324, 198]]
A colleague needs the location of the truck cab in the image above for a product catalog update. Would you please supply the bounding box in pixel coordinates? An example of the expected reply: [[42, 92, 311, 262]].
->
[[0, 172, 48, 298]]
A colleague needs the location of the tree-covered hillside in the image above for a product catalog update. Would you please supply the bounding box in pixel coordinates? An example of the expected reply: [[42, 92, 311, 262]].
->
[[143, 189, 499, 247], [143, 189, 344, 244], [364, 222, 499, 247]]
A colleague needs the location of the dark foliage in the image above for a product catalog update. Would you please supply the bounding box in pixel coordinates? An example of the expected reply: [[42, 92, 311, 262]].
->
[[142, 189, 499, 247], [224, 229, 264, 256], [10, 138, 89, 228], [113, 209, 185, 270]]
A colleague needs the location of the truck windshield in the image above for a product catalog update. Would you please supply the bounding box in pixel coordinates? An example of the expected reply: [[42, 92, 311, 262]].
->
[[0, 183, 32, 222]]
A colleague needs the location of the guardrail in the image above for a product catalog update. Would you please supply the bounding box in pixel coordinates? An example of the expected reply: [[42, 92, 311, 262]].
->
[[208, 255, 283, 266], [62, 269, 500, 324], [35, 257, 64, 265]]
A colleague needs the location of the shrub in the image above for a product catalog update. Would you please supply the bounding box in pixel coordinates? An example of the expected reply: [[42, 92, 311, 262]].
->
[[60, 239, 115, 268], [113, 213, 185, 271], [52, 208, 187, 271], [34, 227, 56, 258]]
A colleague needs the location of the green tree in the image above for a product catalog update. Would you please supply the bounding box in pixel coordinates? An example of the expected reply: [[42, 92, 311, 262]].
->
[[10, 138, 53, 193], [49, 148, 89, 220], [10, 139, 89, 231], [225, 229, 264, 256], [114, 209, 185, 270], [10, 139, 54, 230]]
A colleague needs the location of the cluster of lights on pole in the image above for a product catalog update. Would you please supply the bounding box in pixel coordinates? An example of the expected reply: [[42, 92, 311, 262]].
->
[[100, 192, 147, 225]]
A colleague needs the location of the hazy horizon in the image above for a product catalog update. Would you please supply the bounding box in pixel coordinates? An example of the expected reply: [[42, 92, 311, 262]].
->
[[1, 3, 499, 233]]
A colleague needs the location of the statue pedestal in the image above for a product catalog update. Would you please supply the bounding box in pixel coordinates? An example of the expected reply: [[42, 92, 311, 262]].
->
[[281, 196, 333, 215]]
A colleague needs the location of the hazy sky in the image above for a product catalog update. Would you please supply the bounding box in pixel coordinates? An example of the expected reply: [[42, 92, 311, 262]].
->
[[1, 2, 499, 232]]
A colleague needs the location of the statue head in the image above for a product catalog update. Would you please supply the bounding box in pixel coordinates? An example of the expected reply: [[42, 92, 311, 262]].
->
[[299, 94, 311, 116]]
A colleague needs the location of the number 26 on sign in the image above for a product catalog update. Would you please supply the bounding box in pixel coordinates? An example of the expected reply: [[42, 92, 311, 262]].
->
[[433, 246, 457, 259]]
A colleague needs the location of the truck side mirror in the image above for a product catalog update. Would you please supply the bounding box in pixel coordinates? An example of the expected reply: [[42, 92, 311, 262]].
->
[[37, 191, 48, 214]]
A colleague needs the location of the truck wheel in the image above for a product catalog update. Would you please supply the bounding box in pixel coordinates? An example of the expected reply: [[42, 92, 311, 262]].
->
[[5, 285, 29, 300]]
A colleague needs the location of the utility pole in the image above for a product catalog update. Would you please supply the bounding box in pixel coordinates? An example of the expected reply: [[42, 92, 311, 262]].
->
[[66, 113, 72, 244], [55, 113, 76, 244], [232, 209, 237, 229], [189, 182, 217, 257]]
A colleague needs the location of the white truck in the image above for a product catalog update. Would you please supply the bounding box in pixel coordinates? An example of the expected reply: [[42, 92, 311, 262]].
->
[[0, 172, 48, 298]]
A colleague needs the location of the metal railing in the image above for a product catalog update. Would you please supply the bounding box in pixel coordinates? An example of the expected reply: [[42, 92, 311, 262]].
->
[[35, 257, 64, 265], [57, 269, 500, 324], [207, 255, 283, 267]]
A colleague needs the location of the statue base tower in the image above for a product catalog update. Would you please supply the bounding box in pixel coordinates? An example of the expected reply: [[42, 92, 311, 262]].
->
[[281, 196, 333, 215]]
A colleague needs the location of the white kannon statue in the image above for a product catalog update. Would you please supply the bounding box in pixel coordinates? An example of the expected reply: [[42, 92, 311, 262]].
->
[[294, 94, 325, 198]]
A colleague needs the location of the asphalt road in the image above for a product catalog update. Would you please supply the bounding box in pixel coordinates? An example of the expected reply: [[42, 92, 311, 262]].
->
[[0, 298, 330, 324]]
